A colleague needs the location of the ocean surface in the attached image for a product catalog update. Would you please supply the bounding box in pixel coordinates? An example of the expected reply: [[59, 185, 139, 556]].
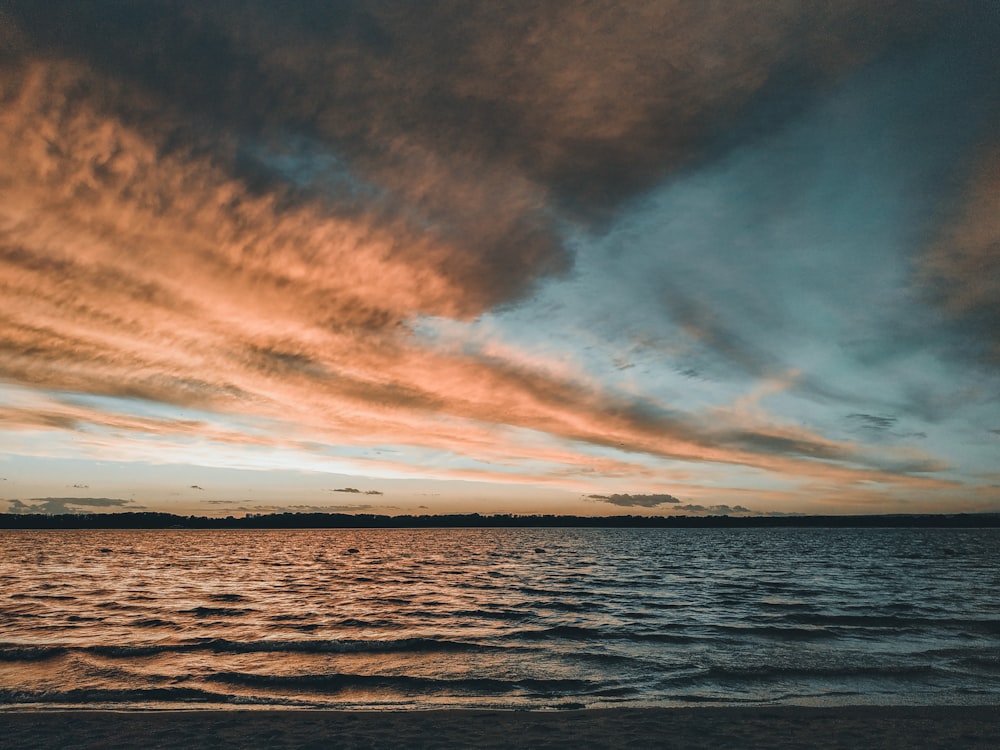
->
[[2, 527, 998, 710]]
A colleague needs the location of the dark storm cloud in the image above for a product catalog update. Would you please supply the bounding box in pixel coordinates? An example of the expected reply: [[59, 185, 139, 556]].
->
[[1, 1, 567, 312], [587, 493, 680, 508], [2, 0, 960, 303]]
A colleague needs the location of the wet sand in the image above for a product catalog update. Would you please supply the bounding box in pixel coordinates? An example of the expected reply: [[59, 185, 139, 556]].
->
[[2, 705, 998, 749]]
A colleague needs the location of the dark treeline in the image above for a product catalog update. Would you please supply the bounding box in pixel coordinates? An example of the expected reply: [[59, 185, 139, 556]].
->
[[2, 512, 999, 529]]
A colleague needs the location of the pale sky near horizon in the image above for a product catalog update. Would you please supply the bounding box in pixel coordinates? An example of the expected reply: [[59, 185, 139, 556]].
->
[[1, 1, 999, 517]]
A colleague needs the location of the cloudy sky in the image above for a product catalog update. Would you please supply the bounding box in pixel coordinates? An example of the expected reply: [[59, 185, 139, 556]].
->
[[1, 1, 998, 517]]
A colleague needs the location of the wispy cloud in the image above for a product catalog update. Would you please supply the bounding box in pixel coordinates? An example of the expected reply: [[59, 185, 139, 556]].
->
[[848, 414, 898, 432]]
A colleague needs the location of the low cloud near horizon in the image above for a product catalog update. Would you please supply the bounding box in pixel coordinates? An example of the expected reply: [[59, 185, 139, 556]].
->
[[5, 497, 137, 514], [676, 504, 753, 515], [588, 493, 681, 508]]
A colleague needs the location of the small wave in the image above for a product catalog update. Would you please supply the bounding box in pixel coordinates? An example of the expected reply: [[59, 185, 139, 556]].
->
[[334, 617, 399, 628], [0, 645, 67, 662], [205, 671, 597, 697], [515, 586, 557, 596], [214, 637, 489, 655], [784, 613, 1000, 634], [954, 620, 1000, 635], [629, 632, 701, 644], [532, 599, 595, 613], [17, 594, 76, 601], [11, 637, 494, 661], [515, 625, 605, 641], [704, 664, 939, 681], [783, 613, 915, 628], [713, 624, 836, 640], [589, 685, 640, 698], [571, 651, 660, 668], [207, 593, 247, 603], [451, 608, 535, 622], [130, 618, 177, 628], [512, 626, 698, 644], [0, 609, 42, 619], [186, 606, 254, 617], [958, 655, 1000, 673], [663, 692, 778, 704], [0, 686, 232, 705], [637, 599, 695, 610]]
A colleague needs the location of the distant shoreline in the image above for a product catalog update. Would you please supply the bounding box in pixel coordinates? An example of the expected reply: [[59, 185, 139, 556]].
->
[[2, 511, 999, 529]]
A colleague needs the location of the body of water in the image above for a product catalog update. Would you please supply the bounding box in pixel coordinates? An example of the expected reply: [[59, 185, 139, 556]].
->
[[2, 527, 998, 709]]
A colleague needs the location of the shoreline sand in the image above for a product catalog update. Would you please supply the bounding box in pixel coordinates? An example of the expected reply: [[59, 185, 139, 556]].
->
[[2, 705, 998, 749]]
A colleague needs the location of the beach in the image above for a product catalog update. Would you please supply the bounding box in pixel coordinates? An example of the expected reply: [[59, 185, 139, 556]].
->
[[3, 706, 999, 749]]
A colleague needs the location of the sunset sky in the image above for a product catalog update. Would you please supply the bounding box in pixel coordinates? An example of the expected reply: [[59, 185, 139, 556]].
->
[[1, 1, 998, 517]]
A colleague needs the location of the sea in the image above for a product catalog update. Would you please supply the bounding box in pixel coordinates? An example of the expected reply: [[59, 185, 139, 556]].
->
[[2, 527, 998, 710]]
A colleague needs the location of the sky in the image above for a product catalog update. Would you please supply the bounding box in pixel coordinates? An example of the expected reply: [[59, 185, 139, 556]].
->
[[1, 1, 998, 517]]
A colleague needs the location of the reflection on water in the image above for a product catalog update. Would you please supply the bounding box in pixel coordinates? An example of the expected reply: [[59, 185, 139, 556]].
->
[[2, 527, 999, 709]]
